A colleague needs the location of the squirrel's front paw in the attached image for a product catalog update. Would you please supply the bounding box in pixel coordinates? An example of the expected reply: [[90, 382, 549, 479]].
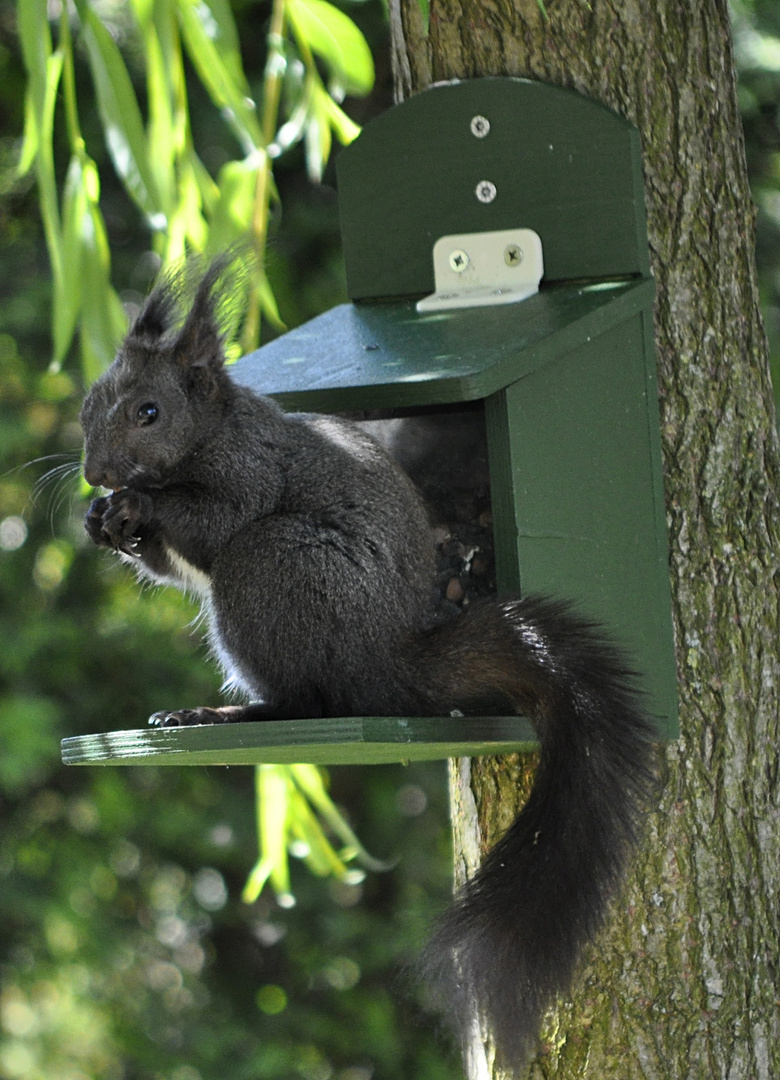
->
[[85, 489, 151, 554], [85, 496, 113, 547]]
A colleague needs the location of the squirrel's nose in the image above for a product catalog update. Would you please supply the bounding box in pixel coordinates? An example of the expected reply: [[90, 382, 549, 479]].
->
[[83, 463, 103, 488], [83, 460, 115, 489]]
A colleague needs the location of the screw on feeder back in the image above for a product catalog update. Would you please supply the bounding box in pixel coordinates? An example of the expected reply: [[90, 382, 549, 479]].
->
[[476, 180, 497, 204]]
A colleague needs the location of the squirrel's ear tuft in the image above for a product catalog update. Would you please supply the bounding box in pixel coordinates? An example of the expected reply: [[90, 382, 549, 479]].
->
[[129, 274, 182, 342], [126, 249, 249, 368], [172, 258, 228, 370]]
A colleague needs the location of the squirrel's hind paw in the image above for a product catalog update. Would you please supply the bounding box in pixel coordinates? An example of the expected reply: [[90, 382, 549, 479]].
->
[[149, 705, 262, 727], [149, 707, 226, 727]]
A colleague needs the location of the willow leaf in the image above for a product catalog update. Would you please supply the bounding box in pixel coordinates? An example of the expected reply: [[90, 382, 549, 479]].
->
[[318, 85, 361, 145], [77, 3, 164, 225], [17, 0, 51, 122], [205, 156, 265, 255], [176, 0, 262, 153], [290, 764, 394, 873], [197, 0, 245, 87], [52, 156, 87, 368], [287, 0, 374, 96], [166, 161, 209, 261], [304, 99, 330, 183], [144, 20, 177, 215], [257, 765, 293, 902]]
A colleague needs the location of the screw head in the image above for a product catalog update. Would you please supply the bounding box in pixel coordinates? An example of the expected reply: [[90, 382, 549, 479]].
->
[[449, 249, 470, 273], [470, 115, 490, 138], [475, 180, 497, 204], [504, 244, 523, 266]]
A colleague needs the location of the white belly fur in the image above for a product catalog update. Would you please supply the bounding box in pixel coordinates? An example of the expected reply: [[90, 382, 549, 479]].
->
[[164, 543, 213, 598], [162, 543, 254, 697]]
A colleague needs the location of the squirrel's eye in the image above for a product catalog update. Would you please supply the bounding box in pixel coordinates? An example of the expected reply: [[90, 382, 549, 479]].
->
[[136, 402, 159, 426]]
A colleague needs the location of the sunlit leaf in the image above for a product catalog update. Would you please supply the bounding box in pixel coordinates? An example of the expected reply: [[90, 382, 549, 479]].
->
[[17, 0, 52, 122], [254, 269, 285, 330], [76, 2, 165, 225], [78, 201, 127, 380], [144, 19, 177, 215], [206, 156, 261, 254], [254, 765, 294, 904], [290, 764, 393, 873], [304, 101, 330, 183], [317, 84, 361, 144], [196, 0, 245, 86], [166, 161, 209, 261], [176, 0, 262, 153], [287, 0, 374, 96], [52, 156, 87, 369], [188, 149, 220, 216], [128, 0, 156, 27], [272, 83, 313, 157], [18, 78, 41, 177], [288, 787, 353, 879], [241, 854, 277, 903], [17, 2, 64, 280]]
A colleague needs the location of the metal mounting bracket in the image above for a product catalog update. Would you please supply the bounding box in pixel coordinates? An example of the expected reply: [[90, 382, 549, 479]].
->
[[416, 228, 544, 313]]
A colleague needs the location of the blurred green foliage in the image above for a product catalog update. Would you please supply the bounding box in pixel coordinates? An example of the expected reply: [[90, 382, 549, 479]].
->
[[3, 2, 780, 1079]]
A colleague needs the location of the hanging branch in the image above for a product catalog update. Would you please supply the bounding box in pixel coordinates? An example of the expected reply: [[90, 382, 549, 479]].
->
[[18, 0, 375, 373]]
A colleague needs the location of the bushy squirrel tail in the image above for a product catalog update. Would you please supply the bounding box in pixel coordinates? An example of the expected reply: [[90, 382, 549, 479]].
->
[[411, 595, 656, 1071]]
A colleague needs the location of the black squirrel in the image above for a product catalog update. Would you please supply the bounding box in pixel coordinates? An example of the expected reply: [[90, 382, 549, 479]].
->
[[80, 258, 655, 1073]]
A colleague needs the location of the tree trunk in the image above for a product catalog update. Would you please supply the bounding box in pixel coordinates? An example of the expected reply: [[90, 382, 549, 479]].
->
[[388, 2, 780, 1077]]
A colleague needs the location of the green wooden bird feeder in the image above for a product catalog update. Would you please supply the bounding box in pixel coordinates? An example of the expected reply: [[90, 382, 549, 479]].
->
[[62, 78, 677, 770]]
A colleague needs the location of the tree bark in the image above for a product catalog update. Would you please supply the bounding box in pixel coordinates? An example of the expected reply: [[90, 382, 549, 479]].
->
[[389, 2, 780, 1077]]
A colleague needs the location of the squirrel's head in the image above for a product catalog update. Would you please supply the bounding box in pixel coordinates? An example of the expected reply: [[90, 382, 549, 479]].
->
[[80, 259, 235, 490]]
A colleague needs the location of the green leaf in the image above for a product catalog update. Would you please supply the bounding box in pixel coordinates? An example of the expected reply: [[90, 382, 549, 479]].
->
[[287, 0, 375, 96], [17, 90, 40, 177], [166, 160, 208, 261], [76, 2, 165, 225], [206, 156, 261, 254], [128, 0, 156, 27], [290, 765, 393, 873], [318, 85, 361, 145], [17, 0, 64, 277], [254, 270, 285, 331], [176, 0, 262, 153], [251, 765, 294, 905], [16, 0, 60, 181], [77, 197, 127, 381], [144, 19, 178, 214], [79, 276, 127, 383], [188, 149, 220, 216], [304, 95, 331, 183], [272, 81, 313, 156], [51, 156, 87, 368], [288, 787, 357, 881], [196, 0, 245, 85], [17, 0, 52, 123]]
